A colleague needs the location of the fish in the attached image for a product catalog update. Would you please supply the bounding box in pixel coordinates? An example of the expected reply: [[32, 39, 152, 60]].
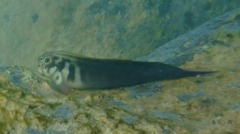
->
[[37, 51, 214, 92]]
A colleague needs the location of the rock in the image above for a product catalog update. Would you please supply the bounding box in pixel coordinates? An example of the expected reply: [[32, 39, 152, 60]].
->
[[139, 7, 240, 66]]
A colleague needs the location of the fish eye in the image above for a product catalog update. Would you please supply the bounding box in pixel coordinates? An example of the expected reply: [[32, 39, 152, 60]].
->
[[39, 57, 43, 62]]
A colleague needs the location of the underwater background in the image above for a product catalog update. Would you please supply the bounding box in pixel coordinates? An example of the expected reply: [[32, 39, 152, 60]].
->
[[0, 0, 240, 133]]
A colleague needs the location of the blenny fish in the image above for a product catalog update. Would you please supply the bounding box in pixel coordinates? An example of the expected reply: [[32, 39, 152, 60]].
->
[[37, 51, 213, 92]]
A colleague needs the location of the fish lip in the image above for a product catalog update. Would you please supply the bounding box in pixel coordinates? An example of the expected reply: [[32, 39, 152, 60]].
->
[[37, 66, 43, 74], [37, 63, 44, 74]]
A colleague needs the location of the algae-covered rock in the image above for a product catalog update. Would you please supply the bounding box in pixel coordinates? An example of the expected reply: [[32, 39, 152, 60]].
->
[[139, 7, 240, 66]]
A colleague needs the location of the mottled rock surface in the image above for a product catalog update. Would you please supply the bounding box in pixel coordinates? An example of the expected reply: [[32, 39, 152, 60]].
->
[[1, 1, 240, 134], [139, 7, 240, 66]]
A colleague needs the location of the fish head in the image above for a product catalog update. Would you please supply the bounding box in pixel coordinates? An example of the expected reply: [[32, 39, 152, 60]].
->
[[37, 52, 59, 77]]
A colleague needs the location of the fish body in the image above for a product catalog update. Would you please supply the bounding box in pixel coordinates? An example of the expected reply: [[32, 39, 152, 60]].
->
[[37, 52, 213, 92]]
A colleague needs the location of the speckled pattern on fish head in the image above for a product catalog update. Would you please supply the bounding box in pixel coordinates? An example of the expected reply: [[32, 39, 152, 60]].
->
[[38, 52, 65, 87], [37, 52, 84, 92]]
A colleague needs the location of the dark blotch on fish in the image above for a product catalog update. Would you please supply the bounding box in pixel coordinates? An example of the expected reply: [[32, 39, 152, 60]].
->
[[67, 64, 75, 82]]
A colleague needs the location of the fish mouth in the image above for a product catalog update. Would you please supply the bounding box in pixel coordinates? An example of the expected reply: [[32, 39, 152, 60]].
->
[[37, 63, 45, 75], [37, 67, 43, 74]]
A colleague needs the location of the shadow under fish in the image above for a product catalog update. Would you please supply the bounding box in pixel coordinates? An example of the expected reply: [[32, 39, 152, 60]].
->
[[37, 52, 214, 92]]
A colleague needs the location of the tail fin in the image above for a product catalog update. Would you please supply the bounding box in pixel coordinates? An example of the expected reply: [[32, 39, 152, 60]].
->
[[182, 69, 216, 77]]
